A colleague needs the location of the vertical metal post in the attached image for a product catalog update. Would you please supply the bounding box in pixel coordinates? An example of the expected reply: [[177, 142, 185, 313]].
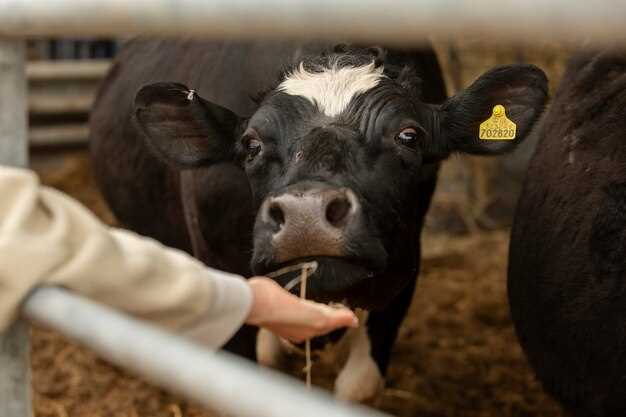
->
[[0, 39, 28, 167], [0, 38, 32, 417]]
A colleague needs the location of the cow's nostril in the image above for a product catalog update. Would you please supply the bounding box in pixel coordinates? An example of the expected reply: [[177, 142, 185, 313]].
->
[[325, 196, 352, 227], [268, 203, 285, 227]]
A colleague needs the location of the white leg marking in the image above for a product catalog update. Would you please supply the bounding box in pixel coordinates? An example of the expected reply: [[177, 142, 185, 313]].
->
[[256, 328, 284, 368], [334, 316, 383, 403]]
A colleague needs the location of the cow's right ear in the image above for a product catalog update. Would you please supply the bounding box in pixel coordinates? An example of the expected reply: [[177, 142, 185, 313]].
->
[[134, 82, 241, 167]]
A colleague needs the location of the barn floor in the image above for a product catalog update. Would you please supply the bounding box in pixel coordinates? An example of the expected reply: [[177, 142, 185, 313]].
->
[[30, 150, 566, 417]]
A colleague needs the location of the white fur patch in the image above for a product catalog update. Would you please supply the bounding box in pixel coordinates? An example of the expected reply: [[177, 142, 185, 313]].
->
[[256, 310, 383, 404], [278, 61, 385, 117], [257, 328, 284, 368], [334, 316, 383, 403]]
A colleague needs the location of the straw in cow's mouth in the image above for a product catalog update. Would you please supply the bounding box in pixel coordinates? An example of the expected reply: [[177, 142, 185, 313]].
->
[[266, 261, 318, 292], [266, 260, 318, 388]]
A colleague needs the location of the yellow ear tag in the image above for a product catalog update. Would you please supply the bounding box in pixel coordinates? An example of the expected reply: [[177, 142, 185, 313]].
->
[[479, 105, 516, 140]]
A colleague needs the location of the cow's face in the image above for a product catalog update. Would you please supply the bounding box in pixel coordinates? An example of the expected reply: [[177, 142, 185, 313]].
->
[[134, 48, 548, 310]]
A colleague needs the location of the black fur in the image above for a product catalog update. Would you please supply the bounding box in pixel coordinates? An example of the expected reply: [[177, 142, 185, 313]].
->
[[508, 49, 626, 417]]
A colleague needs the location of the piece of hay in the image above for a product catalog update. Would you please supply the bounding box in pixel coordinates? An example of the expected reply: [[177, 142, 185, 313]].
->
[[266, 261, 318, 388]]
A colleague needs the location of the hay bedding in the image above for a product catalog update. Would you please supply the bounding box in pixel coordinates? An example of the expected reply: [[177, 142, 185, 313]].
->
[[30, 152, 565, 417]]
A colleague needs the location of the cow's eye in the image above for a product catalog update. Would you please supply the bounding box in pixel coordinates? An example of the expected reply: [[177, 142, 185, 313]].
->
[[395, 127, 423, 149], [242, 131, 263, 161], [246, 138, 262, 155]]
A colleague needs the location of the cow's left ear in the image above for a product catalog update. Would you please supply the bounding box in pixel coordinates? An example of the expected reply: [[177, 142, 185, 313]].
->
[[134, 82, 241, 168], [431, 65, 548, 157]]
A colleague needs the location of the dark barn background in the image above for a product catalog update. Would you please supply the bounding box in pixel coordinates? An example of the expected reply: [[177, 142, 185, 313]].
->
[[28, 38, 571, 417]]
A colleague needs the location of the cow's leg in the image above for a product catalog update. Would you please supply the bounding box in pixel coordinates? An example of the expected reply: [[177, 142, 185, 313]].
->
[[334, 317, 384, 403], [256, 328, 287, 368], [258, 313, 384, 402], [366, 276, 417, 379], [334, 276, 416, 403]]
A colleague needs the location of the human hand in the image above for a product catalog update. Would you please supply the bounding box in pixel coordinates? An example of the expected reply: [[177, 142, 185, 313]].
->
[[245, 277, 358, 343]]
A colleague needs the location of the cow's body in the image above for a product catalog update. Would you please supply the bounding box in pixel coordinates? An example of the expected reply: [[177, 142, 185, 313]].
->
[[508, 50, 626, 417], [91, 38, 546, 402]]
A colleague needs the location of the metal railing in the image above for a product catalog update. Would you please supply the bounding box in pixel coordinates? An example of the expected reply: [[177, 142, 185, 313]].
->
[[1, 1, 626, 416], [23, 288, 389, 417], [1, 0, 626, 45]]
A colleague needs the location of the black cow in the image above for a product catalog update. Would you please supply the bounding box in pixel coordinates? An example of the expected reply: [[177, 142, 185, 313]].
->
[[90, 39, 547, 402], [508, 49, 626, 417]]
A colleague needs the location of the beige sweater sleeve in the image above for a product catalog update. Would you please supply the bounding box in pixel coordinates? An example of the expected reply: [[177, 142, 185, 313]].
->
[[0, 166, 252, 348]]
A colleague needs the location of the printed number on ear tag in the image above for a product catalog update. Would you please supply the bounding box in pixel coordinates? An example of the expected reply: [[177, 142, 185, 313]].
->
[[479, 105, 516, 140]]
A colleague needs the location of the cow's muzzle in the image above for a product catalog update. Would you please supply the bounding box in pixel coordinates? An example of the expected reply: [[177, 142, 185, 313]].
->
[[258, 186, 359, 263], [251, 184, 388, 308]]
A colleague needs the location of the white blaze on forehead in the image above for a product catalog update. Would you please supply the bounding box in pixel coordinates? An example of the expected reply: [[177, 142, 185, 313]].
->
[[278, 61, 385, 117]]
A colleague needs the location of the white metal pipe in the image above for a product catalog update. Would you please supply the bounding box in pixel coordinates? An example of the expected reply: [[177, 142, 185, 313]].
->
[[0, 0, 625, 45], [0, 322, 32, 417], [0, 39, 27, 167], [0, 38, 31, 417], [22, 287, 390, 417]]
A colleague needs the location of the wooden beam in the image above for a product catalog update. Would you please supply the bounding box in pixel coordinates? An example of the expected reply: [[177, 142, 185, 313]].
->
[[29, 93, 94, 115], [0, 38, 32, 417], [30, 123, 89, 147], [26, 59, 111, 81]]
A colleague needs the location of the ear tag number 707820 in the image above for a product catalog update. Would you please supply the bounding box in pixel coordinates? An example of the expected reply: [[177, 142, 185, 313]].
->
[[479, 104, 516, 140]]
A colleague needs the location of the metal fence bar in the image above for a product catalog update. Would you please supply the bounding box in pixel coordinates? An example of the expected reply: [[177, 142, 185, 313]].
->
[[23, 287, 390, 417], [0, 38, 31, 417], [0, 322, 31, 417], [1, 1, 623, 415], [1, 0, 626, 45], [0, 39, 27, 167]]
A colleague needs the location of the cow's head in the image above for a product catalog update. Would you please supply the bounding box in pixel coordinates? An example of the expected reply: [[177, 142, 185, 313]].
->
[[134, 47, 547, 310]]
